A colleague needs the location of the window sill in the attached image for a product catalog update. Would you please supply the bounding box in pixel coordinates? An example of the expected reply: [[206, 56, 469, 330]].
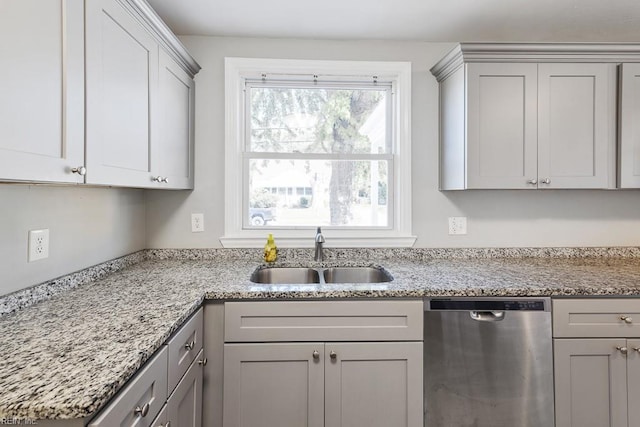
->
[[219, 234, 417, 248]]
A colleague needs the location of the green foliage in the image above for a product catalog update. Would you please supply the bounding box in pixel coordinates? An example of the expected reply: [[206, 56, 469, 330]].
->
[[249, 188, 278, 208], [249, 85, 385, 224]]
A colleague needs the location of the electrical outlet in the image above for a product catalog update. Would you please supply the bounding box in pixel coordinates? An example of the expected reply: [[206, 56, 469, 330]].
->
[[28, 229, 49, 262], [191, 213, 204, 232], [448, 217, 467, 235]]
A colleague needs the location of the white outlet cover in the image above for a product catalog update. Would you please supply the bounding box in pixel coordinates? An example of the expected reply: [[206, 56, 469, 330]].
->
[[448, 217, 467, 235], [28, 229, 49, 262], [191, 213, 204, 232]]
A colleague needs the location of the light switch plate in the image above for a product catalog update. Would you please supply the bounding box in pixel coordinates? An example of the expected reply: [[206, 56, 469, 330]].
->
[[28, 229, 49, 262]]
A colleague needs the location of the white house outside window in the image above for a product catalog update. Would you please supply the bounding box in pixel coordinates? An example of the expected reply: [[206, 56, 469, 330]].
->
[[222, 58, 415, 248]]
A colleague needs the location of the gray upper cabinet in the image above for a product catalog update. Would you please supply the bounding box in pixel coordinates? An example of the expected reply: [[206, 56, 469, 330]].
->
[[465, 63, 538, 189], [0, 0, 200, 188], [0, 0, 85, 183], [619, 63, 640, 188], [155, 50, 195, 189], [537, 63, 616, 189], [85, 0, 159, 187], [432, 43, 624, 190]]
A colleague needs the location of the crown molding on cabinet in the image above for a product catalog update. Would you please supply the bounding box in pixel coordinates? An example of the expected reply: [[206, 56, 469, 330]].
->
[[118, 0, 201, 77], [431, 43, 640, 82]]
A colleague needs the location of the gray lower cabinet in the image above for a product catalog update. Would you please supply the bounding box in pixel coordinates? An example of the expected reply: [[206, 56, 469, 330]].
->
[[554, 339, 629, 427], [223, 342, 422, 427], [222, 300, 424, 427], [223, 343, 324, 427], [553, 299, 640, 427], [323, 342, 423, 427], [167, 349, 204, 427]]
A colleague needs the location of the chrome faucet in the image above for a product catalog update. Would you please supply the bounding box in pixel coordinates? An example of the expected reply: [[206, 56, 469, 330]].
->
[[314, 227, 325, 261]]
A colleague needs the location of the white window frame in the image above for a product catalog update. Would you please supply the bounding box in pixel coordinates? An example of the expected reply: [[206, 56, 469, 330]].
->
[[221, 57, 415, 248]]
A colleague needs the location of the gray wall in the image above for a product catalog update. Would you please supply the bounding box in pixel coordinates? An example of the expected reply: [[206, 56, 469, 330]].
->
[[146, 36, 640, 249], [0, 185, 146, 296]]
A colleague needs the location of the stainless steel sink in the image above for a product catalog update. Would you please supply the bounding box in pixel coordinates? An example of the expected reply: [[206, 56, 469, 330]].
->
[[323, 267, 392, 284], [250, 266, 392, 284], [250, 267, 320, 284]]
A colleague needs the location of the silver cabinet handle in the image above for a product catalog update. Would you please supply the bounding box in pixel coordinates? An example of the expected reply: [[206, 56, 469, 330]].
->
[[198, 358, 208, 366], [632, 347, 640, 353], [621, 315, 633, 324], [134, 402, 150, 417], [185, 340, 195, 351], [527, 179, 537, 185], [161, 177, 169, 183], [617, 346, 628, 355], [541, 178, 551, 184], [329, 351, 337, 360], [312, 350, 320, 360], [71, 166, 86, 176], [152, 176, 163, 182]]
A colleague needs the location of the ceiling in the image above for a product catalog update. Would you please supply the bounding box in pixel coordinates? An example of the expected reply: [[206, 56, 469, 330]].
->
[[146, 0, 640, 42]]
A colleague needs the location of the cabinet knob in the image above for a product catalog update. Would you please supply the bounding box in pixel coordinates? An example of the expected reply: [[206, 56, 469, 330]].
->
[[312, 350, 320, 360], [527, 179, 537, 185], [152, 176, 163, 182], [185, 340, 195, 351], [198, 358, 208, 366], [134, 402, 150, 417], [541, 178, 551, 184], [329, 351, 337, 360], [71, 166, 86, 176], [616, 346, 628, 355], [621, 315, 633, 324], [161, 177, 169, 183]]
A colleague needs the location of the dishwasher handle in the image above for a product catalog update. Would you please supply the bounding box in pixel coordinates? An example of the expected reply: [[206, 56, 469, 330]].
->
[[470, 311, 505, 322]]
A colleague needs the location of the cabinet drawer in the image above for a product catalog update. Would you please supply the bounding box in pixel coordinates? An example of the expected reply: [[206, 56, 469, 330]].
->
[[89, 346, 168, 427], [224, 300, 423, 342], [553, 299, 640, 337], [167, 308, 203, 394]]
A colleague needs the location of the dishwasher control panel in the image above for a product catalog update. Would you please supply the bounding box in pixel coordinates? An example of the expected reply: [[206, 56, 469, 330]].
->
[[428, 298, 549, 311]]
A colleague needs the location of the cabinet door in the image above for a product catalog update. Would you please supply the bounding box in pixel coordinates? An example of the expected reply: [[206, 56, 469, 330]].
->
[[324, 342, 422, 427], [466, 63, 538, 189], [85, 0, 158, 187], [223, 343, 324, 427], [554, 339, 628, 427], [628, 339, 640, 427], [167, 349, 203, 427], [538, 63, 616, 189], [619, 63, 640, 188], [154, 50, 195, 189], [0, 0, 84, 183]]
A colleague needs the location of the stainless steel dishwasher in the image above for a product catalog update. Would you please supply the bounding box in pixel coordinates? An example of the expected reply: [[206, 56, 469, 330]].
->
[[424, 297, 554, 427]]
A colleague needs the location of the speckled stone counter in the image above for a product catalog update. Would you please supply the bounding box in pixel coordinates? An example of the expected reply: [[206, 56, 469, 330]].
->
[[2, 247, 640, 421]]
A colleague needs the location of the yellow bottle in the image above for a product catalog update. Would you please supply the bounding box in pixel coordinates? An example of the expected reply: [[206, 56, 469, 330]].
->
[[264, 233, 277, 262]]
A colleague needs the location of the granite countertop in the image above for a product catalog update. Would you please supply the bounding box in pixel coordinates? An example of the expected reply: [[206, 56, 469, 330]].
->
[[2, 247, 640, 421]]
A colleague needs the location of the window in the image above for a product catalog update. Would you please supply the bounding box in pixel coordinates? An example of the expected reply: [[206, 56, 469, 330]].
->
[[222, 58, 415, 248]]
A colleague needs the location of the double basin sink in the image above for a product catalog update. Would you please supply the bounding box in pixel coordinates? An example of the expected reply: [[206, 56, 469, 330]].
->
[[250, 266, 393, 285]]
